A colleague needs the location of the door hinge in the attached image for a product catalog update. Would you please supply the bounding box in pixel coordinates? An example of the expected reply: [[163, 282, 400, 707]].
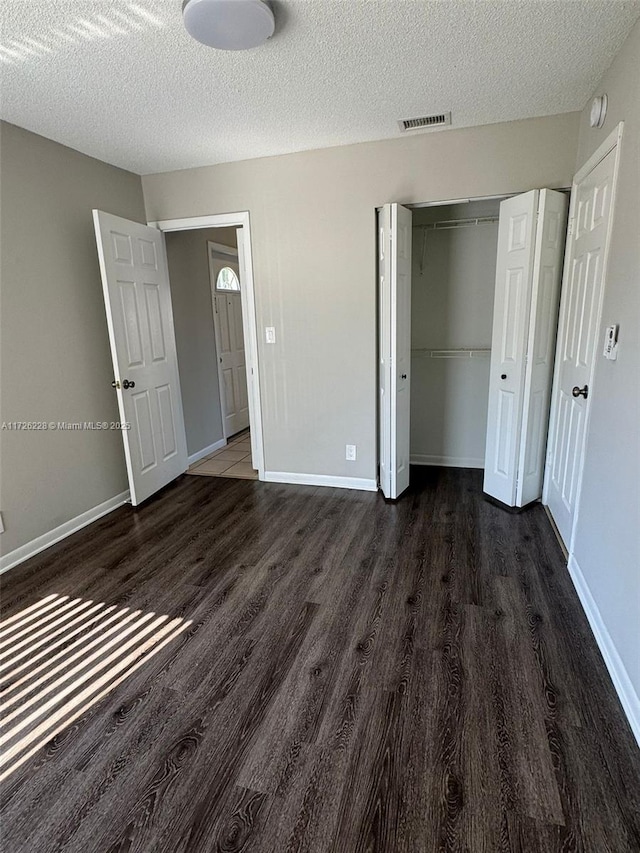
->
[[567, 217, 574, 237]]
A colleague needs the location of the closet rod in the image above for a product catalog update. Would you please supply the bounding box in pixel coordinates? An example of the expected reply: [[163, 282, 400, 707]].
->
[[413, 216, 498, 231], [411, 347, 491, 359]]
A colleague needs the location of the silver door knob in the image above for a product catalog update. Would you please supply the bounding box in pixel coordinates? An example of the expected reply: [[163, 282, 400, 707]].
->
[[572, 385, 588, 399]]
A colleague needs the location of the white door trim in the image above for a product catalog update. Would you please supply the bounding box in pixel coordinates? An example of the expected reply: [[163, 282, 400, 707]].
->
[[149, 213, 265, 479], [543, 122, 624, 554]]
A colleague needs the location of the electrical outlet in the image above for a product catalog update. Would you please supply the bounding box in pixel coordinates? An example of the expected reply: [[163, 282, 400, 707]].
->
[[265, 326, 276, 344], [0, 512, 4, 534], [346, 444, 356, 461]]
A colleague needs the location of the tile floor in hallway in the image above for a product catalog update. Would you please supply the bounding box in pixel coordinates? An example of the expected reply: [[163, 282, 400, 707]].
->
[[188, 429, 257, 480]]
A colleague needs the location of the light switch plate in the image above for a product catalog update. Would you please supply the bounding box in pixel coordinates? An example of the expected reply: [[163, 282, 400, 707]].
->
[[265, 326, 276, 344]]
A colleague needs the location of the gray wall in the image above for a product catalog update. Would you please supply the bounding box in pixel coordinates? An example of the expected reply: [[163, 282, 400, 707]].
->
[[143, 112, 580, 482], [165, 227, 237, 458], [411, 200, 500, 467], [0, 122, 146, 556], [571, 22, 640, 703]]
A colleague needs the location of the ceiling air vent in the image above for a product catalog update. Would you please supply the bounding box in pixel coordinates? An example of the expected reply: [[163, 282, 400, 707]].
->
[[398, 112, 451, 133]]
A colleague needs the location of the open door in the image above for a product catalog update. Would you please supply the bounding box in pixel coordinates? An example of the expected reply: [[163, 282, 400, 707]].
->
[[517, 190, 568, 506], [378, 203, 412, 500], [484, 189, 567, 507], [93, 210, 188, 506], [544, 127, 622, 547]]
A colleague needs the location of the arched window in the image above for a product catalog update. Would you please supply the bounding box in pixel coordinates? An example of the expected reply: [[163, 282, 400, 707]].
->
[[216, 267, 240, 292]]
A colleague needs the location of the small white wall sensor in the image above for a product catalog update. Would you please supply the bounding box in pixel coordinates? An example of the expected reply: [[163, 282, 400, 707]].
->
[[590, 95, 608, 129], [603, 324, 619, 360]]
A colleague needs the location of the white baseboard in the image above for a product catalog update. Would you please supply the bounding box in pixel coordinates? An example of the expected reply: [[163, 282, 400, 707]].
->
[[567, 553, 640, 747], [263, 471, 378, 492], [188, 437, 226, 466], [0, 491, 131, 575], [410, 454, 484, 469]]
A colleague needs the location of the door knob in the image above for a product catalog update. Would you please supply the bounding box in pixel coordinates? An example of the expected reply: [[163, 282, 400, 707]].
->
[[401, 373, 407, 380], [572, 385, 588, 399], [122, 379, 136, 389], [111, 380, 120, 389], [501, 374, 507, 380]]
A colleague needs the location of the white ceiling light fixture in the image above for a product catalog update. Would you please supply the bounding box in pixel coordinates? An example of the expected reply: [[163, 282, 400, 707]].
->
[[182, 0, 275, 50]]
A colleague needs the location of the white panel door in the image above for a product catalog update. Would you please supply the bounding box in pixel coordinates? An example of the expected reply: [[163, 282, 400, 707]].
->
[[93, 210, 188, 506], [379, 203, 412, 500], [484, 191, 539, 506], [516, 190, 568, 507], [544, 137, 620, 547], [210, 252, 250, 438]]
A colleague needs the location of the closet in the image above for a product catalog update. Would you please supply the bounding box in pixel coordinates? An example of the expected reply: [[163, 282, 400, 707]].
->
[[378, 190, 568, 506], [410, 199, 500, 470]]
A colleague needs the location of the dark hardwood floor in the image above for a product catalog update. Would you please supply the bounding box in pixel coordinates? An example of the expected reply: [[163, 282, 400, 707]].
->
[[1, 468, 639, 852]]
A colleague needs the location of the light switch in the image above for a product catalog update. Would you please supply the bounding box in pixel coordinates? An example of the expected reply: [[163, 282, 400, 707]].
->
[[265, 326, 276, 344]]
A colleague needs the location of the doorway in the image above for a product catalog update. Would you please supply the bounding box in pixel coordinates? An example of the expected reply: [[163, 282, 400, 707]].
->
[[151, 212, 264, 484], [163, 227, 257, 481], [378, 189, 569, 505], [410, 198, 501, 470]]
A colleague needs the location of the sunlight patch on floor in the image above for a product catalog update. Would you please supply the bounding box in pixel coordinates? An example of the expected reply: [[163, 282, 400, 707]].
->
[[0, 593, 191, 780]]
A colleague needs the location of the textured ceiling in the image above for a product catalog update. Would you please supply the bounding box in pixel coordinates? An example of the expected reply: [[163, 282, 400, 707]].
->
[[1, 1, 638, 175]]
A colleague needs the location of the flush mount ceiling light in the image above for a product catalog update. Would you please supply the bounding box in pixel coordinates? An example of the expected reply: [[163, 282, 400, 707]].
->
[[182, 0, 275, 50]]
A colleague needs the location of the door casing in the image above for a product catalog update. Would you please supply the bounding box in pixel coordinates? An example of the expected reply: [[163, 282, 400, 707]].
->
[[149, 213, 265, 479]]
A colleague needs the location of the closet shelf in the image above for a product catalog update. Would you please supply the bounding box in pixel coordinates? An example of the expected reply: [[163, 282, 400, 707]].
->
[[411, 347, 491, 359]]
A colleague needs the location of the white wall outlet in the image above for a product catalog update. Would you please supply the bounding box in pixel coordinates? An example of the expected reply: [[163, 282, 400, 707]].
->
[[0, 512, 4, 534], [265, 326, 276, 344], [346, 444, 356, 461]]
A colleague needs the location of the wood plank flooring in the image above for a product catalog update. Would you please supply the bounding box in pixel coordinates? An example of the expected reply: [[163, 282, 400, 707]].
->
[[1, 468, 638, 852]]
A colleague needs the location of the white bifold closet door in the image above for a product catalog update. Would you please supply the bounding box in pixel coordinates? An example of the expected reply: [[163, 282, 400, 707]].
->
[[93, 210, 188, 506], [484, 189, 568, 508], [378, 203, 412, 500]]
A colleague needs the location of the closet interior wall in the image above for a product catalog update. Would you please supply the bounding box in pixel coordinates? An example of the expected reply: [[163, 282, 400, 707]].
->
[[410, 199, 501, 468]]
